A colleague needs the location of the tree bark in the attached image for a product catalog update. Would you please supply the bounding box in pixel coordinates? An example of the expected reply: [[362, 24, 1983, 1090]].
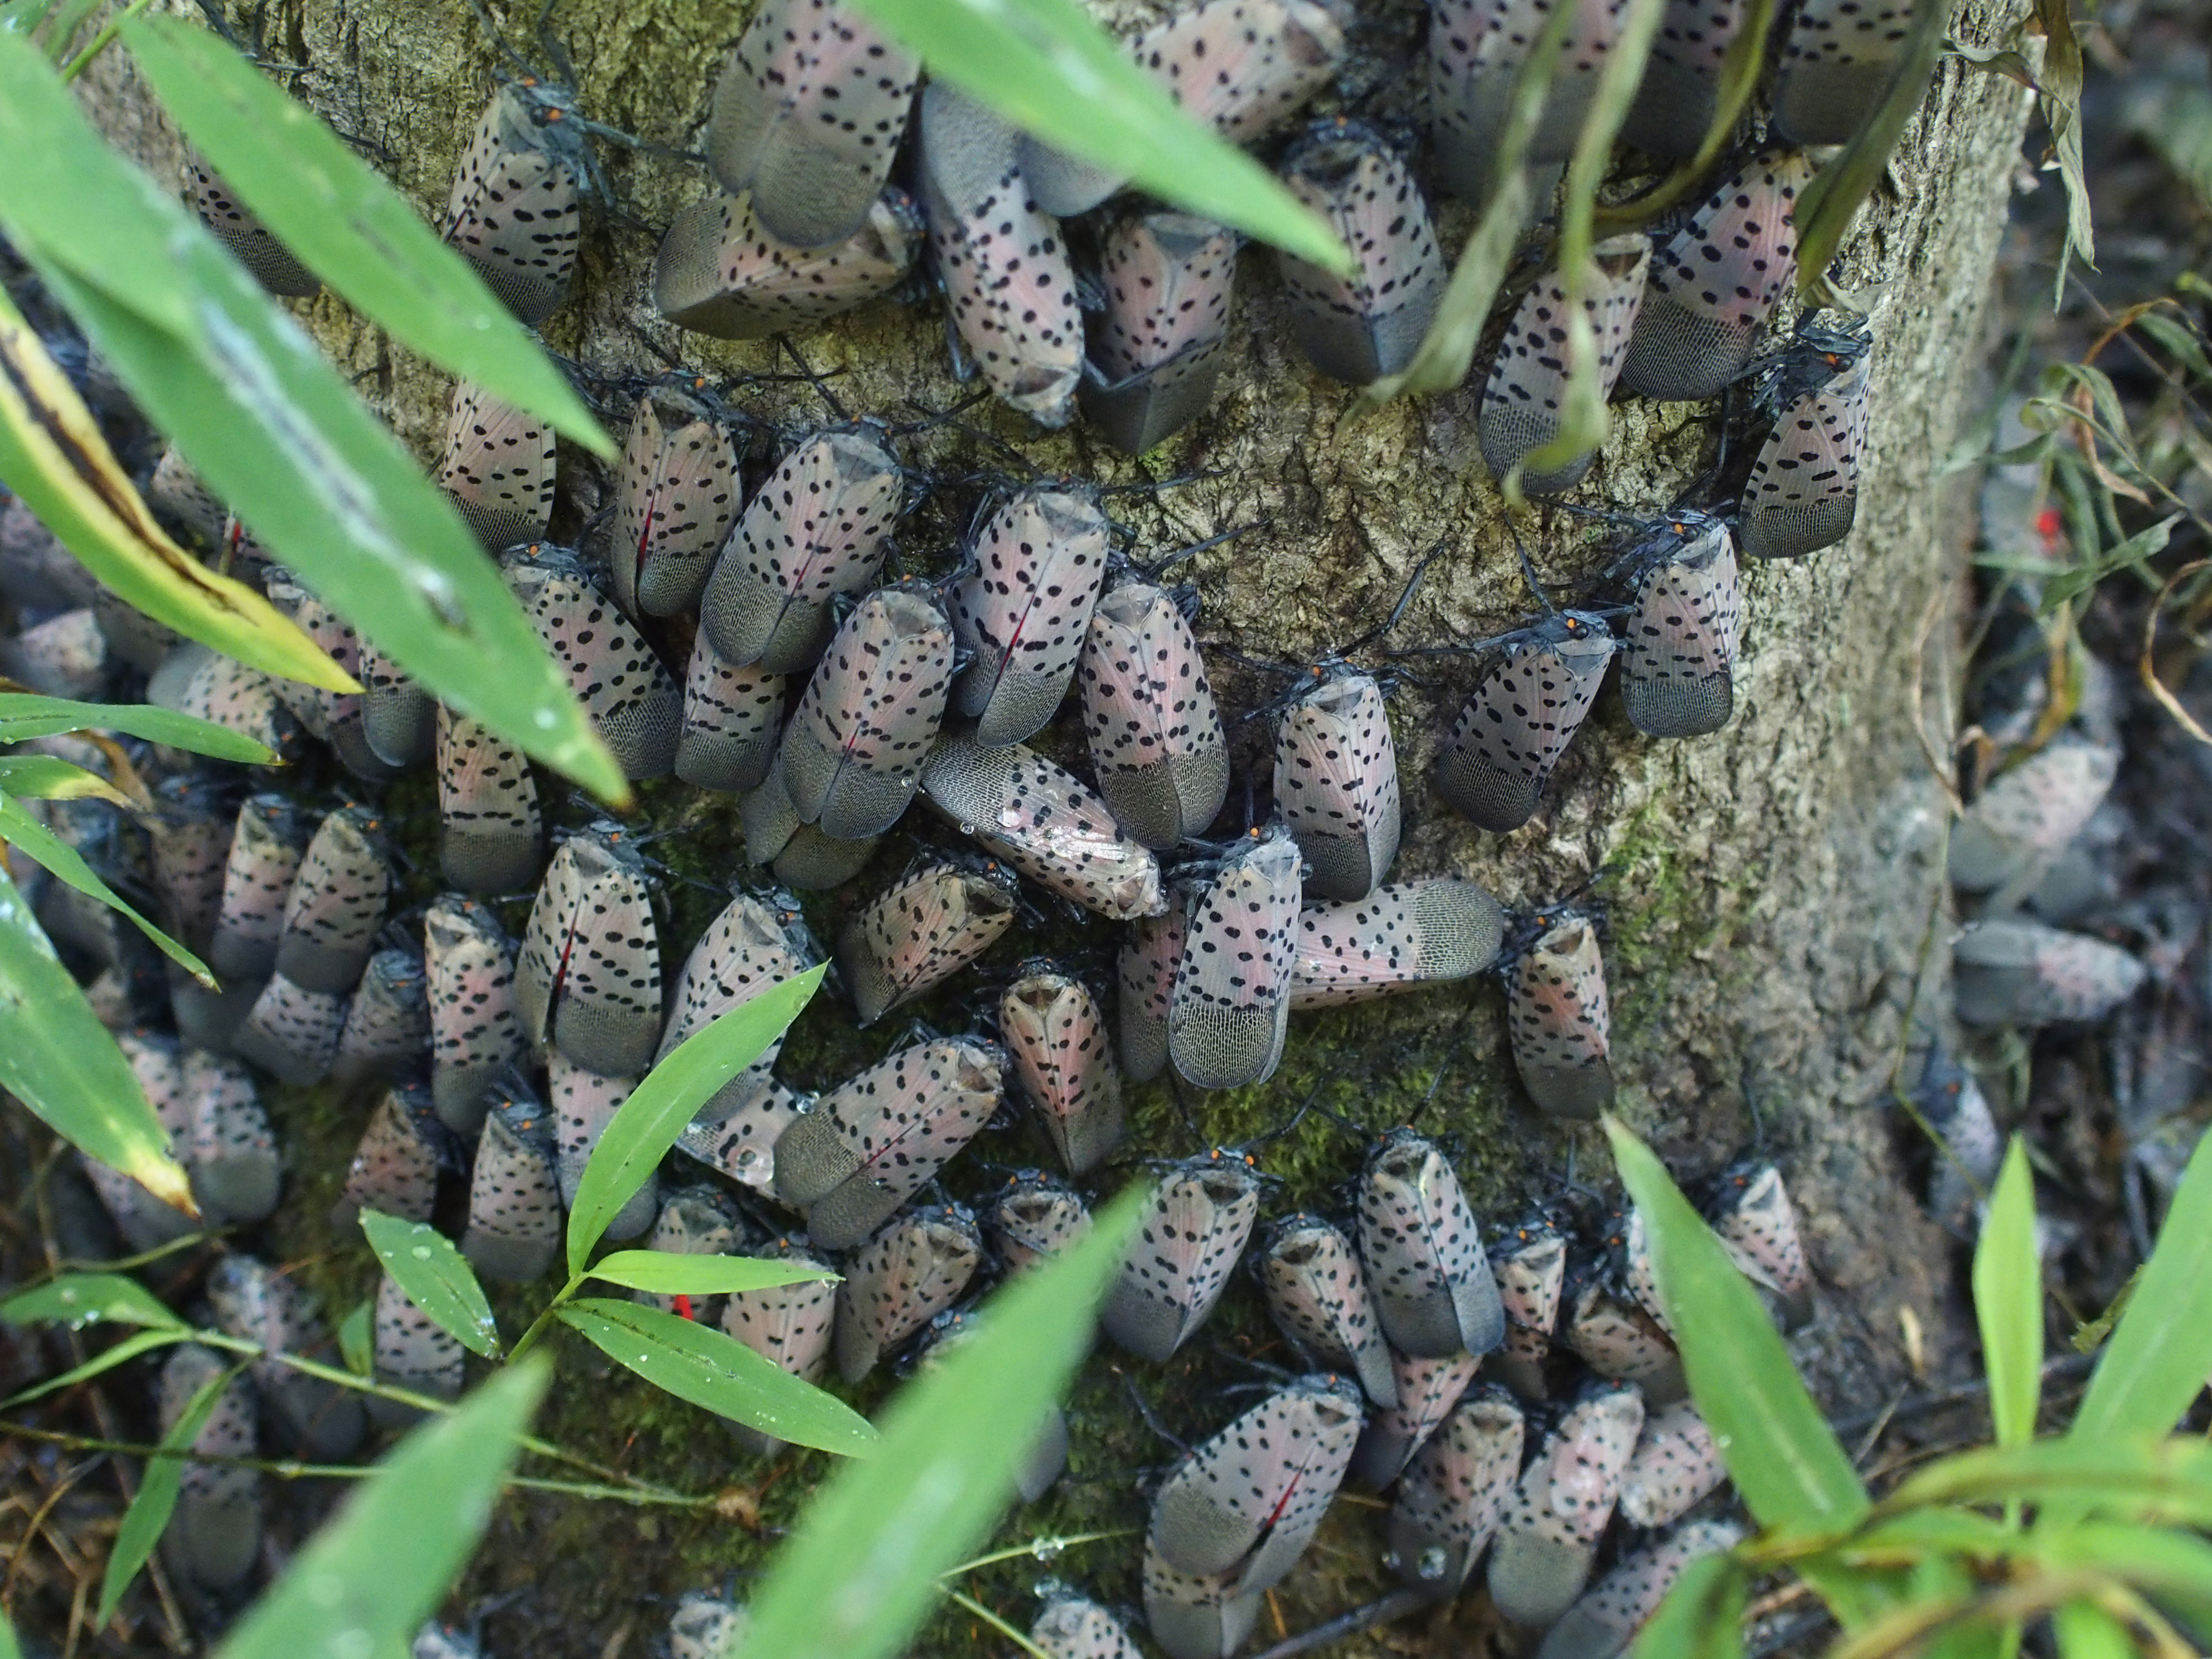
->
[[77, 0, 2034, 1650]]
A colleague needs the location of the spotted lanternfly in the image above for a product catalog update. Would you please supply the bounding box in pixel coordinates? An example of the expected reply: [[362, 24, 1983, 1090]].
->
[[371, 1269, 465, 1422], [1348, 1349, 1482, 1490], [1616, 513, 1743, 740], [1504, 906, 1614, 1119], [722, 1231, 838, 1453], [614, 386, 743, 619], [516, 821, 663, 1078], [1099, 1147, 1262, 1362], [1918, 1044, 2000, 1235], [1031, 1585, 1142, 1659], [361, 640, 437, 769], [334, 1081, 451, 1229], [634, 1184, 750, 1320], [275, 806, 391, 995], [681, 1080, 815, 1206], [1619, 152, 1815, 402], [912, 1307, 1069, 1500], [183, 1048, 281, 1223], [505, 545, 683, 780], [1953, 917, 2145, 1028], [1001, 964, 1127, 1175], [654, 186, 923, 339], [206, 793, 311, 982], [436, 380, 556, 552], [550, 1054, 657, 1240], [1537, 1518, 1746, 1659], [261, 571, 390, 780], [1168, 827, 1302, 1090], [463, 1076, 562, 1284], [986, 1170, 1094, 1271], [1479, 235, 1651, 494], [1704, 1161, 1812, 1330], [1621, 0, 1749, 156], [1081, 578, 1229, 850], [1563, 1271, 1685, 1403], [424, 895, 530, 1136], [741, 758, 882, 889], [1949, 739, 2118, 896], [832, 1203, 984, 1382], [699, 424, 904, 675], [1357, 1128, 1503, 1357], [1616, 1397, 1723, 1528], [235, 969, 348, 1087], [1275, 123, 1444, 386], [184, 153, 319, 297], [1080, 211, 1241, 454], [1740, 321, 1873, 561], [157, 1343, 261, 1590], [3, 607, 105, 698], [1388, 1385, 1525, 1598], [669, 1592, 750, 1659], [1487, 1380, 1646, 1629], [774, 1036, 1005, 1249], [1490, 1211, 1566, 1399], [1259, 1213, 1398, 1406], [88, 1034, 195, 1251], [435, 704, 544, 895], [1273, 667, 1399, 901], [923, 729, 1167, 920], [1149, 1372, 1365, 1594], [332, 946, 431, 1085], [839, 858, 1019, 1027], [1118, 905, 1186, 1082], [658, 890, 819, 1106], [206, 1254, 366, 1460], [1142, 1542, 1262, 1659], [948, 484, 1111, 748], [1772, 0, 1918, 145], [148, 775, 236, 957], [1621, 1206, 1671, 1335], [1289, 878, 1507, 1010], [1435, 612, 1618, 833], [705, 0, 920, 250], [1430, 0, 1626, 205], [779, 578, 957, 841], [916, 83, 1082, 428], [171, 648, 303, 761], [677, 636, 784, 794], [440, 80, 590, 324], [148, 444, 227, 546]]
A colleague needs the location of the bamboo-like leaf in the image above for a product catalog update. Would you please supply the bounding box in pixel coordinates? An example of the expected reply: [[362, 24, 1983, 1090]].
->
[[2039, 1522, 2212, 1618], [2073, 1125, 2212, 1441], [1973, 1139, 2042, 1449], [0, 864, 194, 1213], [2041, 513, 2181, 615], [0, 34, 626, 803], [567, 965, 825, 1273], [0, 1326, 190, 1406], [841, 0, 1350, 274], [211, 1359, 548, 1659], [99, 1361, 235, 1622], [0, 1273, 186, 1331], [0, 286, 351, 692], [1631, 1551, 1747, 1659], [360, 1210, 501, 1359], [1886, 1437, 2212, 1525], [0, 756, 131, 804], [557, 1298, 878, 1456], [0, 692, 278, 760], [2049, 1600, 2137, 1659], [2032, 0, 2093, 309], [0, 1602, 17, 1659], [585, 1251, 840, 1297], [0, 793, 215, 985], [733, 1185, 1147, 1659], [338, 1298, 372, 1376], [122, 18, 609, 458], [1595, 0, 1778, 232]]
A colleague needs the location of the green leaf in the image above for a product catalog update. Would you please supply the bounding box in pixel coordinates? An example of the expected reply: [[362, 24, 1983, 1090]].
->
[[122, 18, 609, 459], [584, 1250, 840, 1297], [0, 1326, 190, 1406], [0, 286, 351, 693], [2031, 0, 2093, 310], [0, 793, 216, 985], [0, 756, 132, 804], [2049, 1600, 2137, 1659], [556, 1298, 878, 1456], [0, 1273, 187, 1331], [733, 1184, 1148, 1659], [1886, 1437, 2212, 1526], [2040, 512, 2181, 614], [567, 964, 825, 1273], [0, 692, 278, 761], [1631, 1551, 1747, 1659], [0, 1604, 17, 1659], [0, 864, 195, 1213], [1973, 1138, 2043, 1450], [840, 0, 1350, 273], [2074, 1123, 2212, 1441], [99, 1359, 236, 1622], [211, 1358, 547, 1659], [338, 1299, 372, 1376], [2041, 1522, 2212, 1613], [0, 33, 626, 804], [360, 1210, 501, 1359]]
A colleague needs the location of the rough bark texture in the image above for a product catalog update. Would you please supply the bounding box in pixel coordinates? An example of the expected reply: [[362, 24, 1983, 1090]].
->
[[77, 2, 2033, 1651]]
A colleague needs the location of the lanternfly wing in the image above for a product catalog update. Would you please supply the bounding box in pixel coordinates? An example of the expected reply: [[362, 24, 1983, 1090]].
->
[[331, 945, 431, 1085], [950, 485, 1112, 748], [985, 1170, 1095, 1270], [676, 634, 784, 794], [1289, 878, 1507, 1009], [1540, 1519, 1748, 1659], [1097, 1150, 1260, 1361], [435, 704, 543, 895], [1431, 0, 1626, 201], [1388, 1388, 1526, 1598], [1080, 579, 1229, 851], [275, 806, 390, 994], [336, 1081, 449, 1228], [436, 380, 555, 552], [1616, 1398, 1724, 1527], [721, 1234, 839, 1387], [1741, 329, 1873, 560], [1435, 613, 1617, 833], [1619, 517, 1743, 739], [550, 1055, 657, 1239], [423, 895, 528, 1137], [1487, 1382, 1646, 1628], [462, 1080, 563, 1284], [614, 393, 742, 618], [515, 824, 663, 1078], [1167, 828, 1302, 1090], [1704, 1161, 1812, 1327], [1000, 966, 1126, 1174], [1080, 211, 1240, 454], [510, 549, 682, 780], [185, 154, 319, 297], [837, 858, 1019, 1026], [1622, 0, 1749, 155], [1350, 1348, 1482, 1490], [831, 1204, 984, 1381], [439, 83, 584, 324], [236, 971, 348, 1087], [372, 1270, 464, 1405], [1141, 0, 1344, 145], [1507, 909, 1615, 1118], [654, 186, 922, 340], [1356, 1128, 1503, 1356], [1772, 0, 1917, 144], [1275, 123, 1445, 386], [207, 793, 311, 983], [1274, 668, 1399, 901], [1259, 1213, 1398, 1406]]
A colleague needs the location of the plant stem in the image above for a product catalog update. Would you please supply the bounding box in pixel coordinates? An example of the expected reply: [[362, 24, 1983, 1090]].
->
[[940, 1530, 1136, 1576], [943, 1588, 1052, 1659], [58, 0, 157, 81], [505, 1271, 584, 1366]]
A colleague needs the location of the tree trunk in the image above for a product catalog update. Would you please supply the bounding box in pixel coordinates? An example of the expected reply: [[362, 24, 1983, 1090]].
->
[[77, 0, 2033, 1650]]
